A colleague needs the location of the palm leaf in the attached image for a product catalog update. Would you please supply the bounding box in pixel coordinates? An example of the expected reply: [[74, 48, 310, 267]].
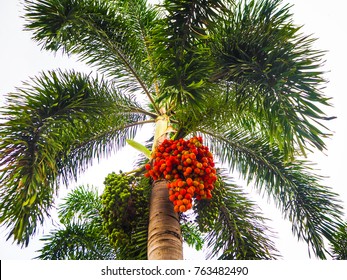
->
[[211, 0, 331, 157], [24, 0, 160, 111], [180, 217, 204, 251], [116, 220, 149, 260], [200, 127, 343, 259], [36, 222, 116, 260], [58, 185, 101, 224], [0, 70, 150, 245], [330, 222, 347, 260], [36, 185, 115, 260], [150, 0, 230, 114], [194, 170, 279, 259]]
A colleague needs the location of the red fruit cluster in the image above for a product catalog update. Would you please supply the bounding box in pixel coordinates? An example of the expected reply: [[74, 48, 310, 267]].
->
[[145, 136, 217, 213]]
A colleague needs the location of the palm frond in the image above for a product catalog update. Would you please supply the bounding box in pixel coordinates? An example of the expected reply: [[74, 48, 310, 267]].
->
[[150, 0, 229, 114], [180, 213, 204, 251], [116, 220, 149, 260], [0, 69, 150, 245], [330, 222, 347, 260], [36, 222, 116, 260], [36, 185, 115, 260], [201, 128, 344, 259], [24, 0, 159, 111], [194, 170, 279, 259], [58, 185, 101, 224], [211, 0, 331, 157], [59, 117, 153, 184]]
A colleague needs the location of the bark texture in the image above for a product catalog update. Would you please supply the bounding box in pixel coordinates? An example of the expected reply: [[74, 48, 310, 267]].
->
[[147, 179, 183, 260]]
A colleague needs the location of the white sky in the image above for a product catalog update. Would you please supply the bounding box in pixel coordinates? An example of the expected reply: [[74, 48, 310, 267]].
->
[[0, 0, 346, 260]]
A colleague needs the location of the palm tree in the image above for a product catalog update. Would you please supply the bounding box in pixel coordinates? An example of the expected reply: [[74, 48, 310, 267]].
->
[[0, 0, 344, 259]]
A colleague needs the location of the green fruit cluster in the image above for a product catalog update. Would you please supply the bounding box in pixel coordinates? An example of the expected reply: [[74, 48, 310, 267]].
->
[[100, 172, 150, 256]]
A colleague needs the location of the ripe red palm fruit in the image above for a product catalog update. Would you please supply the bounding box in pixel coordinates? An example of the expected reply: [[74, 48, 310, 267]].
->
[[186, 177, 193, 186], [179, 205, 186, 212]]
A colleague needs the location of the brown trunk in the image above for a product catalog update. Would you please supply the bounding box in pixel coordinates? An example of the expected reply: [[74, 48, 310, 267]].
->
[[147, 179, 183, 260]]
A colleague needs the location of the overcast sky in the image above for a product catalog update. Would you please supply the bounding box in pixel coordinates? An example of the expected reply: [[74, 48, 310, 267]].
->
[[0, 0, 346, 260]]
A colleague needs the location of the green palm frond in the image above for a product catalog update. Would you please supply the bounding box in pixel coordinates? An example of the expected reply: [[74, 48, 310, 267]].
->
[[211, 0, 331, 157], [194, 170, 279, 259], [36, 222, 116, 260], [0, 69, 151, 245], [24, 0, 159, 109], [180, 216, 204, 251], [150, 0, 229, 113], [201, 128, 343, 259], [115, 222, 149, 260], [58, 185, 101, 224], [330, 222, 347, 260], [36, 185, 115, 260]]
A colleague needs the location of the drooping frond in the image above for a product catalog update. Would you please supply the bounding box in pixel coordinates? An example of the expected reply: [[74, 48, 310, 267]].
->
[[194, 170, 279, 259], [200, 128, 343, 259], [36, 185, 115, 260], [0, 70, 151, 245], [211, 0, 331, 157], [57, 185, 101, 224], [36, 222, 116, 260], [24, 0, 160, 110]]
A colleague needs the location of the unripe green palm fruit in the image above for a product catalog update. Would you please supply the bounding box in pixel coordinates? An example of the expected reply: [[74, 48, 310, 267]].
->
[[100, 172, 151, 255]]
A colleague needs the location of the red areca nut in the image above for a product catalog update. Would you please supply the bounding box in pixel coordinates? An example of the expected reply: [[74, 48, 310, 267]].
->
[[145, 136, 217, 212]]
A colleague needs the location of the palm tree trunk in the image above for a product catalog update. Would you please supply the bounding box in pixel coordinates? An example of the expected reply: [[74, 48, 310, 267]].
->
[[147, 179, 183, 260]]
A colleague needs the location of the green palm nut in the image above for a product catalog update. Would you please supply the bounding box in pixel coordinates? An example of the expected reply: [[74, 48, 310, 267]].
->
[[100, 173, 151, 250]]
